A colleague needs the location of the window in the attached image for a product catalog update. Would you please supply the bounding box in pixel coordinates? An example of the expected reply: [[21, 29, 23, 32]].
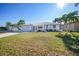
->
[[46, 25, 48, 28], [53, 25, 56, 28], [38, 26, 42, 29]]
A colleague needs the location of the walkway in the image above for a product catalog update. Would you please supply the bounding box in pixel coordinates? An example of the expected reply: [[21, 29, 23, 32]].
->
[[0, 33, 19, 38]]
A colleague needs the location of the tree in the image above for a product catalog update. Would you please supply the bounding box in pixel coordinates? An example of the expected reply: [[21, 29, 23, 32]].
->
[[61, 14, 69, 31], [17, 18, 26, 30], [17, 19, 25, 26], [5, 18, 26, 31], [62, 14, 68, 23], [67, 11, 78, 22], [53, 18, 59, 22], [6, 22, 18, 31], [54, 17, 63, 23], [6, 22, 12, 29], [53, 11, 79, 31], [54, 17, 63, 30], [0, 27, 7, 31], [6, 22, 15, 31], [10, 24, 19, 31]]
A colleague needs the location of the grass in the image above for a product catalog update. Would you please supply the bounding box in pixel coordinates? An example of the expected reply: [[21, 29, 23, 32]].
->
[[0, 32, 78, 56]]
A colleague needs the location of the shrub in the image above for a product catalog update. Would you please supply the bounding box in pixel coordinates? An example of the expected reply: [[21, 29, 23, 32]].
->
[[64, 33, 79, 52], [65, 33, 73, 38], [57, 32, 64, 38], [0, 27, 7, 31]]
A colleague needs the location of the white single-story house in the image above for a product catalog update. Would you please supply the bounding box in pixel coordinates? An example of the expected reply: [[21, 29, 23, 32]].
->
[[8, 22, 62, 32], [33, 22, 61, 32]]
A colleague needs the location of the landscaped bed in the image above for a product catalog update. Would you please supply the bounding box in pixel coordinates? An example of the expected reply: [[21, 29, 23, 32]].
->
[[57, 32, 79, 54], [0, 32, 78, 56]]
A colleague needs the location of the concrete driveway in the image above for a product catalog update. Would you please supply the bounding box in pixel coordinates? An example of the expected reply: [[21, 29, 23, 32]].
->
[[0, 33, 19, 38]]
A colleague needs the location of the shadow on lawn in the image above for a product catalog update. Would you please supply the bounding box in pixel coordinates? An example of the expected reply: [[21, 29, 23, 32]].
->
[[56, 32, 79, 56]]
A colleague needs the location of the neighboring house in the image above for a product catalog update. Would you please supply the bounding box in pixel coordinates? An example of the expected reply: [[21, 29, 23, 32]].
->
[[62, 21, 79, 31], [8, 26, 18, 32], [8, 22, 62, 32], [20, 24, 33, 32]]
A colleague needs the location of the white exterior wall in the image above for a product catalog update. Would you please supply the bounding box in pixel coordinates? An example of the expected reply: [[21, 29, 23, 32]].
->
[[33, 22, 61, 32], [8, 26, 18, 31], [8, 22, 61, 32], [20, 25, 33, 32], [55, 24, 60, 31]]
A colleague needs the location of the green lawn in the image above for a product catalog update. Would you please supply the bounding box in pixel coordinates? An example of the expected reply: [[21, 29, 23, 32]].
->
[[0, 32, 78, 56]]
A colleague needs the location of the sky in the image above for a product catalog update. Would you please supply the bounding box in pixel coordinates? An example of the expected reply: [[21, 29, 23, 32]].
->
[[0, 3, 79, 26]]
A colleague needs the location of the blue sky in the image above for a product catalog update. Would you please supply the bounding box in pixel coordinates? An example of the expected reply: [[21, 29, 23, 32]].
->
[[0, 3, 78, 26]]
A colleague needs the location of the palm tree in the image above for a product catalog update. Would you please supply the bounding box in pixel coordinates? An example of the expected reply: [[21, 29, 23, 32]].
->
[[17, 18, 26, 31], [53, 11, 79, 31], [62, 14, 68, 23], [69, 11, 79, 31], [61, 11, 78, 23], [61, 14, 69, 31], [63, 11, 78, 31], [54, 17, 63, 23], [67, 11, 78, 22], [54, 17, 63, 30], [11, 24, 19, 31], [17, 20, 25, 25], [62, 11, 79, 31], [6, 22, 12, 30], [53, 18, 59, 23]]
